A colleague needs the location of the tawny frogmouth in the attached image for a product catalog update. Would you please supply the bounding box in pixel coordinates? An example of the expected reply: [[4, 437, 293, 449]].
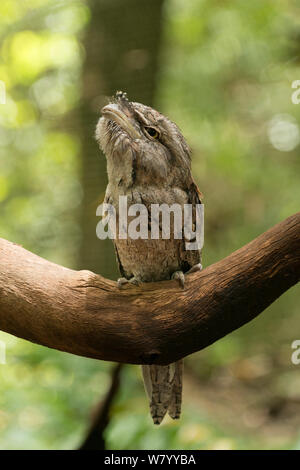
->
[[96, 92, 203, 425]]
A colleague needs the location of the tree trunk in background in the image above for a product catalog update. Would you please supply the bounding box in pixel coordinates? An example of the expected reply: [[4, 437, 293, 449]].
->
[[78, 0, 165, 279]]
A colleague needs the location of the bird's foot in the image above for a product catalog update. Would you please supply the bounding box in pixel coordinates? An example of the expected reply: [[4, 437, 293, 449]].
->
[[171, 271, 185, 289], [117, 276, 142, 288], [186, 263, 202, 275], [171, 263, 202, 290]]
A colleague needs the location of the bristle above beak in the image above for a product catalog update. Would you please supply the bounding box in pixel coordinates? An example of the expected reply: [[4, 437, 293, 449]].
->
[[115, 90, 128, 102]]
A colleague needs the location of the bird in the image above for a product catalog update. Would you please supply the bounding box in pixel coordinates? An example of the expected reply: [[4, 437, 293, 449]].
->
[[96, 91, 203, 425]]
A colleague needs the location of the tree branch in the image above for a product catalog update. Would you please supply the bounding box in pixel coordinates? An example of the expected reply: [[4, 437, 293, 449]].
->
[[79, 363, 123, 450], [0, 213, 299, 365]]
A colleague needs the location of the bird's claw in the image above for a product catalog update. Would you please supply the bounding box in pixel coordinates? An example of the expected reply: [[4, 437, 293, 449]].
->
[[117, 276, 141, 288], [186, 263, 202, 275], [171, 263, 202, 290], [171, 271, 185, 289]]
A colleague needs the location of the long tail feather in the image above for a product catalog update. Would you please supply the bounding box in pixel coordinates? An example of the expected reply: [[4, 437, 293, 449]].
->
[[141, 360, 183, 425], [167, 359, 183, 419]]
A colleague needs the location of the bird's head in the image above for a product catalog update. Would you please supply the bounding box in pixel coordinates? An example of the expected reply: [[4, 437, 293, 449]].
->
[[96, 91, 191, 187]]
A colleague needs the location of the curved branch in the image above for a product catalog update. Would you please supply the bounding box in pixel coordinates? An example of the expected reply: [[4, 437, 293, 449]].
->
[[0, 213, 299, 365]]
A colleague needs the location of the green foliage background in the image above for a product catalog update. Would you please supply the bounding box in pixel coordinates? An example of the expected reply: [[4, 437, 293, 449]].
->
[[0, 0, 299, 449]]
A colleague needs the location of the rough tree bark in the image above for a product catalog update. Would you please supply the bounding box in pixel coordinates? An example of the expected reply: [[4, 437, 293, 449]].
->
[[0, 213, 299, 366]]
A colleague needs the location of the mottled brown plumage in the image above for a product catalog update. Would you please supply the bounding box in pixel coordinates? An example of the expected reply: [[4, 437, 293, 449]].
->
[[96, 91, 203, 424]]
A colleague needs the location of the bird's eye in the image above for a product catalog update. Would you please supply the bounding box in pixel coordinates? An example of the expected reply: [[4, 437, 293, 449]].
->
[[144, 127, 159, 139]]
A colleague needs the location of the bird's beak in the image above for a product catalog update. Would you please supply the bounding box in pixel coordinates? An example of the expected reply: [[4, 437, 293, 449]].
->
[[101, 104, 140, 140]]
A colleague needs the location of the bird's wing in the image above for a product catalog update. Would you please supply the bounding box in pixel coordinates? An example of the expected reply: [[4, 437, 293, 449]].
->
[[113, 241, 127, 278], [104, 188, 129, 279], [179, 178, 203, 271], [189, 177, 203, 205]]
